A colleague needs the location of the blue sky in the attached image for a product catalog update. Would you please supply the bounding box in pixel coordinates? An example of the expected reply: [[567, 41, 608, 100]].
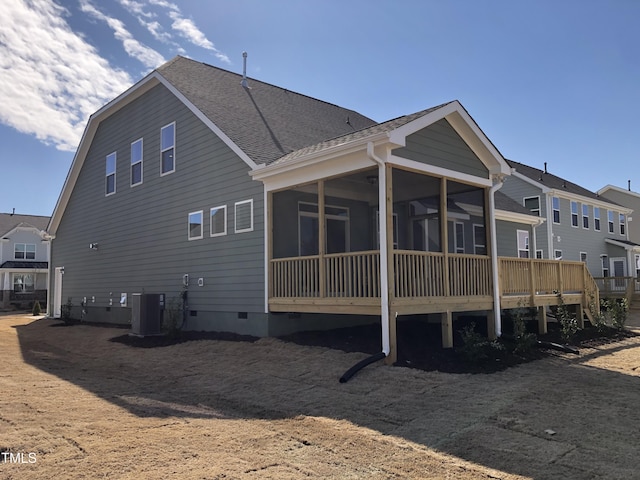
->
[[1, 0, 639, 217]]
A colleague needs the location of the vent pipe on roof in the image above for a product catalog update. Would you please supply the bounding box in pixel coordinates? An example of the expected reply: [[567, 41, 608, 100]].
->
[[629, 180, 632, 191], [10, 208, 14, 216], [241, 51, 249, 88], [544, 162, 547, 174]]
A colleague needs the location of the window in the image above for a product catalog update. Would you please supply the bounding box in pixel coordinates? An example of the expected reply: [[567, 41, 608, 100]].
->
[[536, 250, 543, 259], [517, 230, 529, 258], [131, 138, 143, 186], [375, 211, 399, 249], [554, 250, 563, 260], [13, 274, 34, 293], [608, 210, 615, 233], [582, 204, 589, 229], [454, 222, 465, 253], [580, 252, 587, 263], [523, 196, 540, 216], [601, 255, 609, 277], [594, 207, 601, 231], [473, 224, 486, 255], [210, 205, 227, 237], [14, 244, 35, 260], [188, 211, 203, 240], [635, 254, 640, 279], [571, 201, 578, 227], [552, 197, 560, 224], [620, 213, 626, 235], [161, 122, 175, 175], [105, 152, 116, 195], [299, 202, 349, 255], [235, 199, 254, 233]]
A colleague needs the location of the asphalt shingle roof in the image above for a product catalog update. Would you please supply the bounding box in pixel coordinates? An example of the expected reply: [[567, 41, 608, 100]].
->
[[157, 56, 378, 166], [0, 214, 50, 237], [0, 261, 48, 269]]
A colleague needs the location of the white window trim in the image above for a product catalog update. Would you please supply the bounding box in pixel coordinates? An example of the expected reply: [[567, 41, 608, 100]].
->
[[570, 201, 579, 228], [473, 223, 486, 255], [594, 207, 601, 231], [235, 199, 254, 233], [601, 254, 609, 277], [517, 229, 529, 258], [188, 210, 204, 240], [552, 197, 560, 224], [580, 251, 587, 262], [210, 205, 227, 237], [131, 138, 143, 187], [523, 195, 540, 216], [160, 122, 176, 176], [582, 204, 589, 229], [554, 250, 563, 260], [106, 151, 116, 196], [608, 210, 615, 233], [14, 243, 36, 260], [619, 213, 626, 236], [535, 249, 543, 259], [12, 273, 35, 293]]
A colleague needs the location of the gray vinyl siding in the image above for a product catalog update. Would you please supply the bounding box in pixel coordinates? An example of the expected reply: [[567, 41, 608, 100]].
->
[[599, 189, 640, 243], [51, 84, 264, 324], [496, 220, 532, 258], [391, 119, 489, 178]]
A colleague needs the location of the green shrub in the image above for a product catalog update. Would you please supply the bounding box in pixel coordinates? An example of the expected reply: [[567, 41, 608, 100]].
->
[[556, 294, 579, 343], [60, 297, 74, 324], [610, 298, 629, 330], [458, 322, 504, 363], [32, 300, 41, 316]]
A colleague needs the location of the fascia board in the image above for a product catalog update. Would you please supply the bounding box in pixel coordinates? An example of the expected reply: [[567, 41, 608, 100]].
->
[[250, 133, 389, 182], [605, 238, 640, 251], [597, 184, 640, 200], [496, 210, 546, 225], [511, 171, 551, 193], [389, 155, 493, 187]]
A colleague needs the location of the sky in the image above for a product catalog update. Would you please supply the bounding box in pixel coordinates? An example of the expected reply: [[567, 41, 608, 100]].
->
[[1, 0, 639, 217]]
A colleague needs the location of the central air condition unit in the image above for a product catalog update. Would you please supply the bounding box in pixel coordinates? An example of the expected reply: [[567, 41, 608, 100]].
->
[[131, 293, 165, 336]]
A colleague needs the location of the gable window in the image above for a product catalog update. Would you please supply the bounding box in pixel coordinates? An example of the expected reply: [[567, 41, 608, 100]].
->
[[210, 205, 227, 237], [620, 213, 626, 235], [473, 224, 486, 255], [454, 222, 465, 253], [235, 199, 254, 233], [13, 274, 34, 293], [571, 201, 578, 227], [580, 252, 587, 263], [161, 122, 175, 175], [594, 207, 601, 231], [131, 138, 143, 186], [15, 243, 35, 260], [552, 197, 560, 224], [105, 152, 116, 195], [188, 211, 203, 240], [601, 255, 609, 277], [608, 210, 615, 233], [517, 230, 529, 258], [523, 196, 540, 216], [582, 204, 589, 229]]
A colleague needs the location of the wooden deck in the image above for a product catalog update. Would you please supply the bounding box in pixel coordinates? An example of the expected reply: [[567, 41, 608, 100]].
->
[[269, 251, 599, 317]]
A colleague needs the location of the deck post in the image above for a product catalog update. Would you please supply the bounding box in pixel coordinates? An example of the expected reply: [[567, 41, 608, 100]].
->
[[441, 310, 453, 348], [318, 180, 326, 298], [266, 191, 273, 302], [537, 306, 547, 334], [441, 177, 450, 296]]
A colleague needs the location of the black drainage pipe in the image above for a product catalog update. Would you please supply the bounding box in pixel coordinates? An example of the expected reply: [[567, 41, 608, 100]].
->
[[339, 351, 387, 383], [537, 340, 579, 355]]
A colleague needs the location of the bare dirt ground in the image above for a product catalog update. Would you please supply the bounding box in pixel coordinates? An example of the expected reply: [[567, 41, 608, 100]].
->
[[2, 313, 640, 479]]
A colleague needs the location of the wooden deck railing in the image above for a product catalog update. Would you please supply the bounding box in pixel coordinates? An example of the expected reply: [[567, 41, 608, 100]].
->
[[271, 252, 599, 310]]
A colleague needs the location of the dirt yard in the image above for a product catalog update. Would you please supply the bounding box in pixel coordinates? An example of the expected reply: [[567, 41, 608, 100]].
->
[[2, 313, 640, 479]]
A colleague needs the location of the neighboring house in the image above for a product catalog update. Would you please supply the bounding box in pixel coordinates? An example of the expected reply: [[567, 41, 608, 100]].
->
[[47, 56, 595, 362], [597, 184, 640, 280], [501, 160, 633, 280], [0, 213, 50, 310]]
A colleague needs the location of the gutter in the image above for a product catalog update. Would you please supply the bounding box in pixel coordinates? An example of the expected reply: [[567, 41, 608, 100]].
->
[[366, 142, 390, 357], [489, 174, 505, 337]]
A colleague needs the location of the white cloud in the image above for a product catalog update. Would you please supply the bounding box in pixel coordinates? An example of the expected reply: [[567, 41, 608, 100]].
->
[[147, 0, 230, 64], [0, 0, 133, 151], [80, 0, 165, 69]]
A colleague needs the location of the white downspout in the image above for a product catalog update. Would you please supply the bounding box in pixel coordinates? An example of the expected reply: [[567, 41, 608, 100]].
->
[[367, 142, 390, 356], [489, 174, 505, 337]]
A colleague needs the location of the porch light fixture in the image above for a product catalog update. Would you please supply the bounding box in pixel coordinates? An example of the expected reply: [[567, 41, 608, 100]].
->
[[366, 175, 378, 185]]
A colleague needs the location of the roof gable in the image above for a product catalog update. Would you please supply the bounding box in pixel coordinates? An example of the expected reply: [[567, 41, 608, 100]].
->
[[0, 214, 49, 237]]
